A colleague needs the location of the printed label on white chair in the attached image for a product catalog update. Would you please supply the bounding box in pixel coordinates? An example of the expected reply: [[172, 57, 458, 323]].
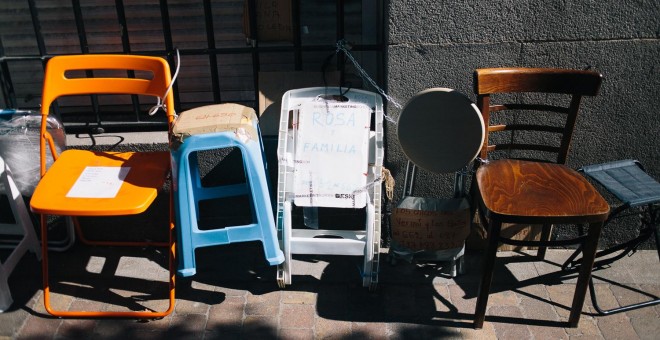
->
[[293, 101, 371, 208], [66, 166, 130, 198]]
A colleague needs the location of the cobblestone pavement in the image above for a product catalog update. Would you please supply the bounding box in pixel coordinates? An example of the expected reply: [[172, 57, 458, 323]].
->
[[1, 242, 658, 339]]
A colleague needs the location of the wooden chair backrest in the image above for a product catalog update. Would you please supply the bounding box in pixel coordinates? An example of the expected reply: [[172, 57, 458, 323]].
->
[[473, 67, 602, 164]]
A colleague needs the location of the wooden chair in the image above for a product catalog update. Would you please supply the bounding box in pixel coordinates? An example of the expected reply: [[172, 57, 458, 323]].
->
[[29, 54, 176, 318], [471, 67, 610, 328]]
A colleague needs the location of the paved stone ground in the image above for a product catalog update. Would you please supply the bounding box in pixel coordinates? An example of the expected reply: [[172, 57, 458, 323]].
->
[[1, 240, 658, 339]]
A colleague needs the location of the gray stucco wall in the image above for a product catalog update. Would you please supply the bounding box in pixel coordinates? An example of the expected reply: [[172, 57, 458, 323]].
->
[[385, 0, 660, 248]]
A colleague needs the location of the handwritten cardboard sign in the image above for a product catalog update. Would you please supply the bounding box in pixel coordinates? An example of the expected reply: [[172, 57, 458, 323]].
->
[[171, 103, 258, 146], [293, 101, 371, 208], [391, 197, 471, 251]]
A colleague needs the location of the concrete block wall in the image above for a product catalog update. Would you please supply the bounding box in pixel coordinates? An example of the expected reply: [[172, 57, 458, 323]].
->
[[384, 0, 660, 248]]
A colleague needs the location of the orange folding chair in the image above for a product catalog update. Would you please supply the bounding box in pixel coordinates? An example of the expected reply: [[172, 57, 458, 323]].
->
[[30, 54, 176, 318]]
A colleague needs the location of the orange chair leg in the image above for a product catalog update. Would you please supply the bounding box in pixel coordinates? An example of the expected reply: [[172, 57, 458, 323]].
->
[[40, 200, 176, 318]]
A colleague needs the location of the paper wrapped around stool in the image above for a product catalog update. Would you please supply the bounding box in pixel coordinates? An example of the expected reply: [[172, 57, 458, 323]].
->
[[171, 103, 259, 149]]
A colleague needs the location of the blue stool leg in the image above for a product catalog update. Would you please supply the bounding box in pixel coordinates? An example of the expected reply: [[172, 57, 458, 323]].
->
[[189, 152, 203, 222], [173, 147, 199, 277], [243, 141, 284, 265], [173, 132, 283, 277]]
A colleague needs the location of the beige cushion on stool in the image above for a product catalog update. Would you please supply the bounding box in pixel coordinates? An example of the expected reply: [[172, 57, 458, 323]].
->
[[171, 103, 259, 148]]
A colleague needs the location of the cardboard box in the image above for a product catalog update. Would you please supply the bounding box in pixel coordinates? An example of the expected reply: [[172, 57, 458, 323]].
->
[[171, 103, 257, 148]]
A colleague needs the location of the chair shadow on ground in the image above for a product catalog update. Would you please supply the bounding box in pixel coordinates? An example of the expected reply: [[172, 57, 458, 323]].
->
[[4, 146, 635, 335], [457, 249, 606, 326], [314, 254, 475, 328], [186, 251, 459, 337], [6, 194, 227, 319], [174, 229, 588, 331], [190, 247, 478, 338], [7, 230, 651, 338], [311, 249, 593, 329], [315, 250, 576, 328]]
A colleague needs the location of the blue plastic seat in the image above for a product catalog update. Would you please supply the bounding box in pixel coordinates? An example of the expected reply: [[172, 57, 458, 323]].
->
[[171, 103, 284, 277]]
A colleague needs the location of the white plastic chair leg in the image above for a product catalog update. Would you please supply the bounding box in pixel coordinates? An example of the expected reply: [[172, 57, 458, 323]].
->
[[0, 265, 12, 312], [362, 202, 375, 288], [277, 201, 293, 287], [0, 159, 40, 312]]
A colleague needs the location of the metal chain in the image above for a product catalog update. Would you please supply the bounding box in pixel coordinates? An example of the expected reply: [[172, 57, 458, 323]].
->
[[336, 40, 401, 124]]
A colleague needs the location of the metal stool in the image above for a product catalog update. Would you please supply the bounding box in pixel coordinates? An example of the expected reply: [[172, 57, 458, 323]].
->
[[171, 103, 284, 277], [563, 159, 660, 315]]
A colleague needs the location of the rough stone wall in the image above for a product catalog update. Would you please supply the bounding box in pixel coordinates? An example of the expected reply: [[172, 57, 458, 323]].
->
[[385, 0, 660, 248]]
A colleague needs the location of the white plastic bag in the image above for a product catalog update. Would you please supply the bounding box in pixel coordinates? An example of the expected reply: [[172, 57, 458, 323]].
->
[[0, 109, 66, 196]]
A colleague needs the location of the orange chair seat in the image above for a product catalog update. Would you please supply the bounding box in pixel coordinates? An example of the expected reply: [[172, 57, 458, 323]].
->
[[30, 150, 170, 216]]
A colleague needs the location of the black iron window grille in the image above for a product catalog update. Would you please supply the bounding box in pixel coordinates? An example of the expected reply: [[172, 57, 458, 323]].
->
[[0, 0, 384, 134]]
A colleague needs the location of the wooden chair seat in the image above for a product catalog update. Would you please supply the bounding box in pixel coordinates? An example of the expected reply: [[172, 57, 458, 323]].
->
[[477, 159, 609, 223]]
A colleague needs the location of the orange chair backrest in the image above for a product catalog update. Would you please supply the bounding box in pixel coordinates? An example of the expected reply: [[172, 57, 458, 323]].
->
[[39, 54, 176, 174]]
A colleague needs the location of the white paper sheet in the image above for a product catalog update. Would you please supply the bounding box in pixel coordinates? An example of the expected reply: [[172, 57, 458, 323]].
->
[[293, 101, 371, 208], [66, 166, 131, 198]]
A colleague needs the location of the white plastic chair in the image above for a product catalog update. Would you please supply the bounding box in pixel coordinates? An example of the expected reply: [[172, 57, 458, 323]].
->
[[0, 155, 40, 312], [275, 87, 384, 290]]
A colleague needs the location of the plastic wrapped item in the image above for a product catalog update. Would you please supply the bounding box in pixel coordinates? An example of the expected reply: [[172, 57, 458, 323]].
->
[[387, 161, 471, 277], [0, 109, 66, 196]]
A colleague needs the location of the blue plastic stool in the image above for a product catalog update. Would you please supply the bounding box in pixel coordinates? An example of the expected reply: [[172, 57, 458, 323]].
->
[[171, 103, 284, 277]]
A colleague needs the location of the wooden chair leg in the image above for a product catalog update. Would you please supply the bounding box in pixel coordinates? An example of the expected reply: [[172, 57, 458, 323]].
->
[[537, 224, 553, 260], [569, 221, 603, 327], [474, 219, 502, 329]]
